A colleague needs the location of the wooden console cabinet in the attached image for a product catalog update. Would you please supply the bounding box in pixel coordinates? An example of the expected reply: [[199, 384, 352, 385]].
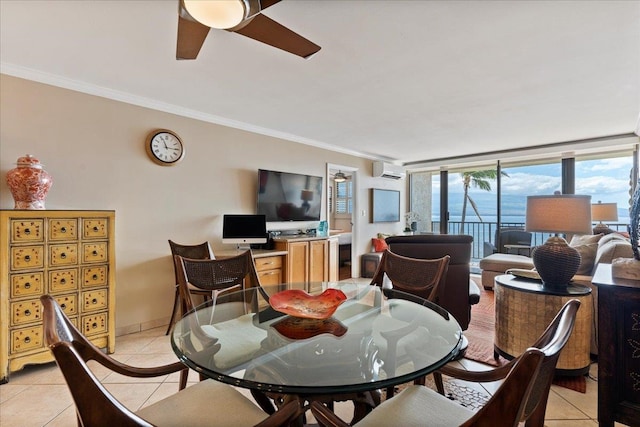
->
[[0, 210, 116, 383], [592, 264, 640, 427], [274, 236, 334, 285]]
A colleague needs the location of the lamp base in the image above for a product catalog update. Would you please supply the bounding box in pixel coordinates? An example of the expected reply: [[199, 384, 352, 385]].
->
[[592, 223, 614, 235], [531, 236, 581, 288]]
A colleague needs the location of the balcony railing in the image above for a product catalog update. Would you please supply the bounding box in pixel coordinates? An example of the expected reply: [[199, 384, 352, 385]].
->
[[431, 221, 629, 262]]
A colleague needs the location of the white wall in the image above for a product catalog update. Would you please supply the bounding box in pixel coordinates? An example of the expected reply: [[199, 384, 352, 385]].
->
[[0, 75, 406, 333]]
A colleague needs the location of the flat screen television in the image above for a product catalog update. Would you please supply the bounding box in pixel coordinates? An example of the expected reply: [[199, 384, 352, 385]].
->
[[257, 169, 323, 222], [222, 214, 267, 246], [371, 188, 400, 222]]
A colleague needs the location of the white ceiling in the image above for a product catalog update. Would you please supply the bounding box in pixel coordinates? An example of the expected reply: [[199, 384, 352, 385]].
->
[[1, 1, 639, 165]]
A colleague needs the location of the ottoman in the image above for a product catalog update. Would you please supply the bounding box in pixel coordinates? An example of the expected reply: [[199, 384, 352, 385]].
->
[[361, 252, 383, 278], [479, 253, 534, 290]]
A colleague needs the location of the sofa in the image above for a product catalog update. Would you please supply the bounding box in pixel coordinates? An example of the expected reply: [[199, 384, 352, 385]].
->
[[479, 232, 634, 354], [384, 234, 481, 330]]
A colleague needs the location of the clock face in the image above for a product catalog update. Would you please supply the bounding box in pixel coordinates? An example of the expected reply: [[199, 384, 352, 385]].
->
[[145, 130, 184, 165]]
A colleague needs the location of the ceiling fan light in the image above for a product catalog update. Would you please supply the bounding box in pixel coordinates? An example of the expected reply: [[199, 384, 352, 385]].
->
[[334, 171, 347, 182], [183, 0, 247, 29]]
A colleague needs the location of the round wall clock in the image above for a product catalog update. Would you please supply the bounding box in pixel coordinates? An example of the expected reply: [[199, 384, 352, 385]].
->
[[145, 129, 185, 166]]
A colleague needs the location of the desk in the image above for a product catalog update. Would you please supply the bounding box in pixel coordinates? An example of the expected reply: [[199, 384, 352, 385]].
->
[[171, 282, 462, 424], [494, 274, 592, 375]]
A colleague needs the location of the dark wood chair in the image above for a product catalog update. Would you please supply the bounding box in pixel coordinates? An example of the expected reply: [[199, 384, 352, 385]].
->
[[369, 250, 451, 397], [166, 240, 214, 335], [41, 294, 299, 427], [311, 299, 581, 427]]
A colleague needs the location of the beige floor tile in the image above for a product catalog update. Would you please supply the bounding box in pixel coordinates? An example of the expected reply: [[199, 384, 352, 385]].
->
[[138, 334, 176, 354], [551, 376, 598, 419], [0, 385, 72, 427], [0, 384, 29, 403], [101, 353, 181, 383], [2, 363, 59, 385], [102, 383, 162, 412], [544, 390, 591, 420], [44, 405, 77, 427]]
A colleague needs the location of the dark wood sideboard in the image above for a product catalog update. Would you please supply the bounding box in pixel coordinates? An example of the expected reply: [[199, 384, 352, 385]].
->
[[592, 263, 640, 427]]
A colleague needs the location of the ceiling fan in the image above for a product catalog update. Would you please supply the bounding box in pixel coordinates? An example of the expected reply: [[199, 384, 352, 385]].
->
[[177, 0, 321, 60]]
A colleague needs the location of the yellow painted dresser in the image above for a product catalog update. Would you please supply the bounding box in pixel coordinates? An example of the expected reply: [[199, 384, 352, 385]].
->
[[0, 210, 115, 383]]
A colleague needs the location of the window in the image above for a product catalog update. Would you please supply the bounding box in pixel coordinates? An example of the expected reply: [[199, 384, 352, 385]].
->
[[335, 180, 352, 215]]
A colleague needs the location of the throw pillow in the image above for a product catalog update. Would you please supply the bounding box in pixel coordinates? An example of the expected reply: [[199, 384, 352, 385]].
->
[[569, 234, 603, 275], [372, 238, 388, 252], [572, 243, 598, 275]]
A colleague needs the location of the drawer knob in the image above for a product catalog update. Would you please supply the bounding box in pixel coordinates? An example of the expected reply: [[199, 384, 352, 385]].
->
[[24, 228, 31, 235], [24, 282, 31, 289], [91, 298, 98, 305], [60, 278, 67, 285], [24, 255, 31, 262], [24, 309, 31, 316], [93, 226, 99, 232], [24, 337, 31, 344], [60, 253, 67, 259], [92, 250, 98, 256], [92, 274, 99, 280], [91, 322, 98, 329], [61, 227, 67, 233], [60, 303, 67, 310]]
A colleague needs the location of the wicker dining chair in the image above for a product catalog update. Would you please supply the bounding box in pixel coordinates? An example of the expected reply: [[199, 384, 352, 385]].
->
[[311, 299, 581, 427], [166, 240, 214, 335], [41, 294, 299, 427], [369, 250, 451, 396]]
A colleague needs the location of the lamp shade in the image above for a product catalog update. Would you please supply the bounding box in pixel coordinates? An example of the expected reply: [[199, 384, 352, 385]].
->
[[591, 202, 618, 222], [525, 195, 592, 235]]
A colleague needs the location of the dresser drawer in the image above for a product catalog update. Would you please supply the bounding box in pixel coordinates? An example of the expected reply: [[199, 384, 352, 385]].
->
[[54, 294, 78, 316], [10, 219, 44, 243], [49, 269, 78, 293], [49, 244, 79, 266], [11, 299, 42, 326], [257, 269, 282, 286], [81, 289, 108, 312], [82, 219, 108, 239], [82, 242, 108, 263], [48, 218, 78, 241], [11, 272, 44, 298], [82, 266, 108, 287], [81, 312, 108, 336], [10, 325, 44, 354], [10, 246, 44, 270], [255, 256, 283, 271]]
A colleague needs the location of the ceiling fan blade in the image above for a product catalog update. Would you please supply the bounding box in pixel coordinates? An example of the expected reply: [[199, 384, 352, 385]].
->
[[176, 15, 210, 60], [259, 0, 282, 10], [233, 14, 320, 59]]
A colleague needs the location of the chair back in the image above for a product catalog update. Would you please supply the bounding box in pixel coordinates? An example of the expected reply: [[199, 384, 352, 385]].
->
[[520, 299, 581, 425], [174, 250, 261, 314], [168, 239, 214, 283], [496, 228, 532, 253], [370, 250, 450, 302], [41, 294, 156, 426]]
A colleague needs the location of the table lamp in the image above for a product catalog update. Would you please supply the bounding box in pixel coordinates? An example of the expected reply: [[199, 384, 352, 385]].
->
[[591, 201, 618, 235], [525, 195, 592, 288]]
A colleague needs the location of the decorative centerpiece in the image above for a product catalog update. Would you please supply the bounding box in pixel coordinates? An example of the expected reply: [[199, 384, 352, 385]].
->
[[404, 211, 420, 232], [272, 316, 348, 339], [269, 288, 347, 319], [6, 154, 53, 210]]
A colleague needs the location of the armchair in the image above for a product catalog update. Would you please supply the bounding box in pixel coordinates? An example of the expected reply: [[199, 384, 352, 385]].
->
[[384, 234, 479, 330]]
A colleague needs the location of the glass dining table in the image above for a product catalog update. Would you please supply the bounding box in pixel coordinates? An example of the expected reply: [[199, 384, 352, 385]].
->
[[171, 281, 463, 425]]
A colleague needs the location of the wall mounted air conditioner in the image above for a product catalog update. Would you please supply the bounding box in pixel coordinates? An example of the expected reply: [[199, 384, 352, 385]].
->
[[373, 161, 406, 180]]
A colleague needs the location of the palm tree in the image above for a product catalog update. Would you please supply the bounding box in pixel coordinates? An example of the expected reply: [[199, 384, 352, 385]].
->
[[459, 170, 507, 234]]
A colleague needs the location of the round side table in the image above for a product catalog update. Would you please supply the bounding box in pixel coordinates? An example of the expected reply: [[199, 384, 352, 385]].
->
[[494, 274, 592, 376]]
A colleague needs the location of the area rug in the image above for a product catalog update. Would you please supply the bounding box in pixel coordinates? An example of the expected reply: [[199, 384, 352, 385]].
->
[[464, 278, 587, 393]]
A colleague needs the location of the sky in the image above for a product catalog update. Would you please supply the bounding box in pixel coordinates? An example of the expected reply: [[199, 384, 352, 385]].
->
[[431, 154, 635, 223]]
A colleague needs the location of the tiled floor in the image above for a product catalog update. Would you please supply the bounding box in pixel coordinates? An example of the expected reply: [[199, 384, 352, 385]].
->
[[0, 323, 601, 426]]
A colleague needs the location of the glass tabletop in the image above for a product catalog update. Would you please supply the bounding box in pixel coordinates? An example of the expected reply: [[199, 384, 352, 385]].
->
[[171, 282, 463, 395]]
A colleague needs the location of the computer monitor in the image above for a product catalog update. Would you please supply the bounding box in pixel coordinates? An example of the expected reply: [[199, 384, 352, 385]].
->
[[222, 214, 267, 248]]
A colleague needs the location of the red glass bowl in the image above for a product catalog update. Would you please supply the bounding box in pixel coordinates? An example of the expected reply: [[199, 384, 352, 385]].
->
[[272, 316, 348, 340], [269, 288, 347, 319]]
